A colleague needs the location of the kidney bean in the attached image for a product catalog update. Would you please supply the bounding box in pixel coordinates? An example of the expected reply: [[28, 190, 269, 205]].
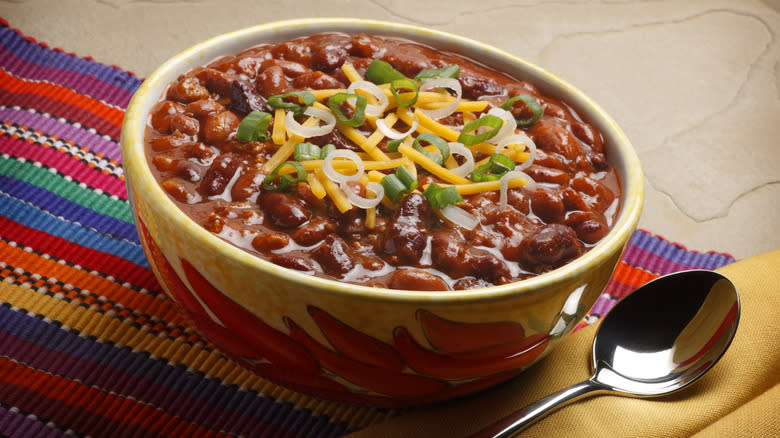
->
[[186, 99, 225, 119], [229, 79, 270, 115], [539, 98, 569, 120], [161, 179, 198, 203], [201, 153, 239, 196], [383, 193, 430, 264], [308, 306, 404, 371], [149, 101, 186, 133], [566, 210, 609, 244], [571, 121, 604, 152], [197, 68, 234, 97], [234, 56, 266, 77], [417, 309, 527, 354], [313, 234, 355, 274], [311, 44, 349, 72], [168, 76, 209, 103], [393, 327, 549, 380], [521, 224, 583, 272], [257, 65, 291, 98], [507, 188, 531, 214], [269, 254, 316, 272], [291, 217, 335, 246], [231, 167, 265, 201], [258, 192, 311, 228], [174, 161, 201, 182], [252, 232, 289, 253], [504, 81, 539, 97], [571, 176, 615, 213], [534, 148, 572, 172], [458, 70, 504, 100], [529, 118, 582, 160], [270, 41, 313, 65], [259, 59, 310, 77], [529, 186, 565, 224], [471, 252, 510, 284], [150, 154, 176, 171], [169, 113, 199, 136], [349, 34, 385, 58], [452, 278, 493, 290], [202, 110, 240, 144], [184, 142, 217, 163], [525, 164, 570, 186], [388, 269, 448, 291], [561, 187, 591, 212], [295, 182, 326, 210], [430, 233, 471, 279], [149, 130, 191, 152], [292, 71, 345, 90]]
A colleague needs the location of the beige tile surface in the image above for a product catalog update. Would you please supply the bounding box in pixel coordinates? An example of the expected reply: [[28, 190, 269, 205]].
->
[[4, 0, 778, 259]]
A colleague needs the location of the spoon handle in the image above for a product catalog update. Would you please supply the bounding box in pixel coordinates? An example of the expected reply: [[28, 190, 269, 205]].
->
[[469, 379, 603, 438]]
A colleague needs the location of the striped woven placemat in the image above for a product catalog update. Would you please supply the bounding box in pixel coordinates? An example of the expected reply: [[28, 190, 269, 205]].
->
[[0, 18, 736, 438]]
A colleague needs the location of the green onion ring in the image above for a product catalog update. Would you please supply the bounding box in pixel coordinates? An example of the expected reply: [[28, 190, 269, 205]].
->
[[414, 65, 461, 82], [390, 78, 419, 108], [267, 91, 316, 116], [500, 95, 543, 127], [365, 59, 406, 84], [235, 111, 272, 142], [328, 93, 368, 128], [423, 182, 464, 209], [412, 132, 450, 165], [457, 114, 503, 146], [293, 142, 322, 161], [263, 161, 307, 191]]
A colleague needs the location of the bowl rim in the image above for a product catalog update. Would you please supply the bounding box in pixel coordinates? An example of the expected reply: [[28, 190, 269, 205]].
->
[[121, 17, 644, 304]]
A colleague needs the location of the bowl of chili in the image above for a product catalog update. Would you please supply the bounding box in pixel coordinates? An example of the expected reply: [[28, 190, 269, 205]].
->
[[121, 18, 643, 407]]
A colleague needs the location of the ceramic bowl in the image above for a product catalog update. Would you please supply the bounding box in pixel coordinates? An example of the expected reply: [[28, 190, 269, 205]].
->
[[120, 18, 644, 407]]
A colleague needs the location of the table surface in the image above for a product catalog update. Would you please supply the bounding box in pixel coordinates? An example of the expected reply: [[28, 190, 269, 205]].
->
[[5, 0, 779, 259]]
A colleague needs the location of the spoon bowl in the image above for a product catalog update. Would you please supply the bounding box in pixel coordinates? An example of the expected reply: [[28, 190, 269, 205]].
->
[[473, 270, 740, 438]]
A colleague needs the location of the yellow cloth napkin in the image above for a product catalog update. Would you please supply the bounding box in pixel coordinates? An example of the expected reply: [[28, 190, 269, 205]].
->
[[349, 249, 780, 437]]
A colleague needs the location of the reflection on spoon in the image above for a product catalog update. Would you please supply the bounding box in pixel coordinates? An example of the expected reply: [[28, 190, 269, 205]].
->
[[471, 270, 740, 438]]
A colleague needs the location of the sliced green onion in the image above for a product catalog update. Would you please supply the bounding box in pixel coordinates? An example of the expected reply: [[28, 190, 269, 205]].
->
[[412, 132, 450, 165], [423, 182, 464, 209], [390, 78, 419, 108], [328, 93, 367, 128], [365, 59, 406, 84], [457, 114, 503, 146], [500, 95, 543, 127], [263, 161, 307, 191], [386, 139, 403, 153], [293, 142, 322, 161], [320, 143, 336, 159], [267, 91, 316, 116], [414, 65, 460, 82], [395, 165, 417, 191], [380, 165, 418, 203], [236, 111, 272, 142], [470, 153, 516, 182]]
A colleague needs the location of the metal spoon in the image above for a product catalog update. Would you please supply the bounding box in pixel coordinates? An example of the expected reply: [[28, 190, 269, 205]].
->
[[472, 270, 740, 438]]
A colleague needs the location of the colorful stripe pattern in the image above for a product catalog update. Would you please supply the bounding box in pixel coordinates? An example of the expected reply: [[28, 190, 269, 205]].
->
[[0, 19, 735, 437]]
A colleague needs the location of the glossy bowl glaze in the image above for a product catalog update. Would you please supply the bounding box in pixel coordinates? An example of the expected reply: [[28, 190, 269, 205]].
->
[[120, 18, 644, 407]]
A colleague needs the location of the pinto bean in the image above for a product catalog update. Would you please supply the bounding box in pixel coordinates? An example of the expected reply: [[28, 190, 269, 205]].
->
[[201, 153, 239, 196], [252, 232, 289, 253], [197, 68, 234, 97], [258, 65, 291, 98], [187, 99, 225, 119], [258, 192, 311, 228], [169, 114, 199, 136], [168, 76, 209, 103], [313, 234, 355, 274], [521, 224, 583, 273], [270, 41, 313, 65], [388, 269, 448, 291], [383, 193, 430, 264], [149, 130, 192, 152], [149, 101, 186, 133], [202, 111, 240, 144]]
